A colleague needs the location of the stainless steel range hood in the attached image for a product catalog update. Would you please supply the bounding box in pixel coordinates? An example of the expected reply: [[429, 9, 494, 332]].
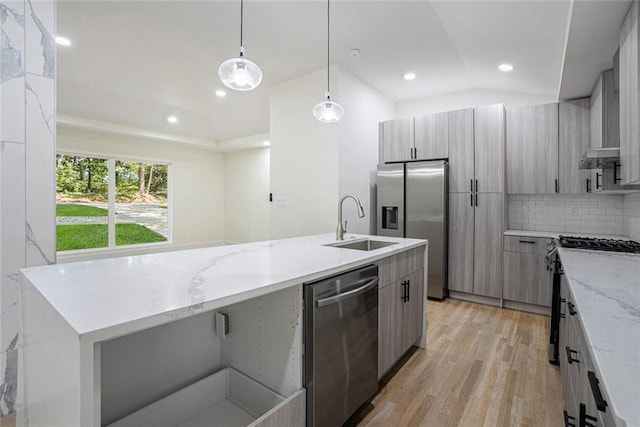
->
[[578, 147, 620, 169]]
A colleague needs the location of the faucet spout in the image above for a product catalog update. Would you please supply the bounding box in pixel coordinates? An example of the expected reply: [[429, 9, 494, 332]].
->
[[337, 194, 365, 240]]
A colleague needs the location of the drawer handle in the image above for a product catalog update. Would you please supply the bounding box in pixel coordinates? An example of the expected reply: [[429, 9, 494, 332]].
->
[[567, 301, 577, 316], [579, 403, 598, 427], [588, 371, 608, 412], [563, 410, 576, 427], [566, 346, 579, 364], [518, 240, 536, 244]]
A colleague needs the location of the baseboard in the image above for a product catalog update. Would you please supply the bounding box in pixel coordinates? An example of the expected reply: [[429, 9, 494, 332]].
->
[[449, 291, 501, 307], [503, 300, 551, 316]]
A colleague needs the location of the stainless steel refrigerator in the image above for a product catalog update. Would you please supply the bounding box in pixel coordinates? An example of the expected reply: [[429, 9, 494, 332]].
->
[[376, 160, 448, 300]]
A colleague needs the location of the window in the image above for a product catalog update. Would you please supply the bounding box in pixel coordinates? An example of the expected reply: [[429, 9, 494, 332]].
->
[[56, 154, 169, 252]]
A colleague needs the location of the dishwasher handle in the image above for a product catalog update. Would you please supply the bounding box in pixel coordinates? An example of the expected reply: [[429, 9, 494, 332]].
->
[[315, 277, 379, 307]]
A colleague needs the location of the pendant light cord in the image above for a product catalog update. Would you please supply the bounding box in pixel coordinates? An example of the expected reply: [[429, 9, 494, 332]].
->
[[240, 0, 244, 56], [326, 0, 330, 99]]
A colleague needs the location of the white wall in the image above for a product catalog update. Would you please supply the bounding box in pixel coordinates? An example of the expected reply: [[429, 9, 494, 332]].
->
[[623, 192, 640, 240], [269, 69, 339, 239], [224, 147, 271, 244], [396, 88, 557, 118], [337, 68, 395, 234], [57, 128, 225, 248]]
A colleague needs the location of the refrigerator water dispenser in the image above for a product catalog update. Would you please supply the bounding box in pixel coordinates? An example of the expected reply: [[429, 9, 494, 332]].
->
[[381, 206, 399, 230]]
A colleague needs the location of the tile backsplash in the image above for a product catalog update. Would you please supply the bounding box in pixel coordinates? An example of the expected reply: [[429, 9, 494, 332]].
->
[[508, 194, 625, 236], [623, 192, 640, 240]]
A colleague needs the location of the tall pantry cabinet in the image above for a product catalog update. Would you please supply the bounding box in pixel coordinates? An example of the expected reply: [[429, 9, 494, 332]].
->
[[448, 105, 506, 301], [378, 105, 506, 303]]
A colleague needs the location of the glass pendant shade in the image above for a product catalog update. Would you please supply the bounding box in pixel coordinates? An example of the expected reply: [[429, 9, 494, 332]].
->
[[218, 56, 263, 91], [313, 98, 344, 123]]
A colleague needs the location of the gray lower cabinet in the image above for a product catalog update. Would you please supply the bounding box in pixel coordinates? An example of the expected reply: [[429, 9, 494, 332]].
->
[[379, 117, 414, 163], [559, 99, 591, 193], [448, 193, 504, 299], [472, 193, 504, 298], [620, 0, 640, 184], [507, 103, 559, 194], [560, 276, 614, 427], [448, 193, 474, 294], [377, 249, 425, 379], [502, 236, 552, 308]]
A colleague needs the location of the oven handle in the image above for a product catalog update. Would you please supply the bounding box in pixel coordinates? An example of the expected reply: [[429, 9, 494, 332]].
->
[[316, 277, 379, 307]]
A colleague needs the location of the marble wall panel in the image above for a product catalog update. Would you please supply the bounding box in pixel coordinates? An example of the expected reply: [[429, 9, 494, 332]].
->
[[25, 74, 55, 266], [24, 0, 54, 79], [0, 2, 26, 143]]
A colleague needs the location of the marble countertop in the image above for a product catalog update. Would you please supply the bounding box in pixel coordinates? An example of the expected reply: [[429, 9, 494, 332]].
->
[[20, 234, 426, 342], [558, 248, 640, 427]]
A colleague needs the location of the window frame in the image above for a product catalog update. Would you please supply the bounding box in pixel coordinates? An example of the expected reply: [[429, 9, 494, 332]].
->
[[55, 150, 173, 256]]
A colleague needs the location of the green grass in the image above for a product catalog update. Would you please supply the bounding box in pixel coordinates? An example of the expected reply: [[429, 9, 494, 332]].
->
[[56, 204, 108, 217], [57, 224, 167, 251]]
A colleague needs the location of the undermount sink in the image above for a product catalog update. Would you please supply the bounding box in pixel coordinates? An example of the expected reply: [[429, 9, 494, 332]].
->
[[325, 239, 398, 251]]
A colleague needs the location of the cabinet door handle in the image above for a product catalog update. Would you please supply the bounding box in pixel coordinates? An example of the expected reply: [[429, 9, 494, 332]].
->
[[470, 193, 474, 206], [563, 410, 576, 427], [586, 178, 591, 193], [596, 172, 601, 189], [587, 371, 608, 412], [613, 161, 621, 184], [567, 301, 577, 316], [475, 192, 478, 206], [406, 279, 410, 302], [401, 280, 408, 302], [518, 240, 536, 244], [555, 179, 559, 193], [475, 179, 478, 192], [579, 403, 598, 427], [566, 346, 579, 364], [470, 179, 473, 192]]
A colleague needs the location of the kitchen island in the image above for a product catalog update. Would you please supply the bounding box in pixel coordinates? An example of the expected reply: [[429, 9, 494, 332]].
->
[[19, 234, 427, 427], [558, 248, 640, 427]]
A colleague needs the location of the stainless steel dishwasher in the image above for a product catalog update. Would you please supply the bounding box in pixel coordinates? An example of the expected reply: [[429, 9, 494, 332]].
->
[[304, 264, 379, 427]]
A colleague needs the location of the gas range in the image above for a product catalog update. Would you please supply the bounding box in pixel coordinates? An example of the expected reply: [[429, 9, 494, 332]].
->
[[558, 235, 640, 254]]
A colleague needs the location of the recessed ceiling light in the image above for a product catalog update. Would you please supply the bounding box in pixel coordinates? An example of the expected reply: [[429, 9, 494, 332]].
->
[[499, 63, 514, 72], [404, 72, 416, 81], [167, 115, 178, 124], [263, 141, 271, 146], [215, 89, 227, 97], [55, 36, 71, 46], [350, 49, 361, 58]]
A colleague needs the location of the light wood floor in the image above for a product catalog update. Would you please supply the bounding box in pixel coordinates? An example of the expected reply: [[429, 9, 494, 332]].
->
[[353, 299, 564, 427]]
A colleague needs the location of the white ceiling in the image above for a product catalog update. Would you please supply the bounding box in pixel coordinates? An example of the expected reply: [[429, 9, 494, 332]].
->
[[57, 0, 631, 146]]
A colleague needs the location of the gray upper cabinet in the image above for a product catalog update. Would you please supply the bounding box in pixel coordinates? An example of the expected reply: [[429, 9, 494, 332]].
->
[[559, 99, 591, 193], [414, 112, 449, 160], [620, 0, 640, 184], [475, 105, 506, 193], [448, 108, 475, 193], [379, 118, 414, 163], [507, 103, 559, 194]]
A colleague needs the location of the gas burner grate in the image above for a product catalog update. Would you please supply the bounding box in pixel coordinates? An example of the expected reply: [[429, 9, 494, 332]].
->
[[558, 235, 640, 254]]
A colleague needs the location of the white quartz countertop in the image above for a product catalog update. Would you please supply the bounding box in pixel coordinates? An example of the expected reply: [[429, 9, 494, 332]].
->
[[20, 234, 426, 342], [558, 248, 640, 427]]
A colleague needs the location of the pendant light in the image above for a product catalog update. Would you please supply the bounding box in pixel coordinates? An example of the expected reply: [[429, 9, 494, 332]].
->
[[313, 0, 344, 123], [218, 0, 263, 91]]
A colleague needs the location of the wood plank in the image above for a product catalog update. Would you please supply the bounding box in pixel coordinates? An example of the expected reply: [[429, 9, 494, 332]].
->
[[355, 299, 564, 427]]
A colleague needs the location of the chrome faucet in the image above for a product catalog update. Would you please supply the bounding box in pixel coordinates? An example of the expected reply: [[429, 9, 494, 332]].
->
[[337, 194, 365, 240]]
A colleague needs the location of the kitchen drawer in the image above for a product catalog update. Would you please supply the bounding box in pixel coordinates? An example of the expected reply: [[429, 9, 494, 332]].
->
[[503, 235, 551, 255], [108, 367, 305, 427], [378, 247, 425, 288]]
